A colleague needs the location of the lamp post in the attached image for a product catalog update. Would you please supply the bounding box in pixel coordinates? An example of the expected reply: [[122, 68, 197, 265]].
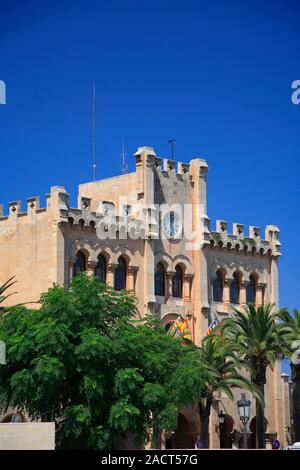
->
[[218, 410, 225, 449], [237, 393, 251, 449]]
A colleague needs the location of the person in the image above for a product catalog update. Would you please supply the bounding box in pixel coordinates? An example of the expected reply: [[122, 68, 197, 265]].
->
[[195, 435, 204, 449]]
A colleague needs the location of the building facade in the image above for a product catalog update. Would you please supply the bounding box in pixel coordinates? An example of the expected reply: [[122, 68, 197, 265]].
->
[[0, 146, 290, 448]]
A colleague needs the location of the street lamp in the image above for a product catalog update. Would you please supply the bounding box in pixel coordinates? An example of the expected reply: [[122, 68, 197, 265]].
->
[[218, 410, 225, 449], [237, 393, 251, 449]]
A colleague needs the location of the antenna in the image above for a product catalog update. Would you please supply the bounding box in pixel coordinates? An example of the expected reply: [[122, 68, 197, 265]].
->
[[92, 83, 96, 181], [119, 139, 128, 174], [168, 139, 176, 160]]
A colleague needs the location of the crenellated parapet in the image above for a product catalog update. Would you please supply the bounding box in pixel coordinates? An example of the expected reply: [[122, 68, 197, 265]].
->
[[0, 197, 45, 223], [209, 219, 281, 257], [0, 185, 149, 240], [133, 145, 207, 183]]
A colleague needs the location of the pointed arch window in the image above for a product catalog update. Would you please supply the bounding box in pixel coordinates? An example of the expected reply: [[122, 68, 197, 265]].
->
[[73, 251, 86, 276], [246, 274, 256, 305], [172, 265, 183, 298], [213, 270, 223, 302], [95, 254, 107, 284], [114, 257, 127, 290], [155, 263, 165, 296], [230, 272, 240, 304]]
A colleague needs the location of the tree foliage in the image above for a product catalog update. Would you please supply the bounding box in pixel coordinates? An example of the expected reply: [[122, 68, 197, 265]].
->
[[0, 274, 208, 449], [196, 333, 260, 448], [220, 303, 285, 448], [277, 309, 300, 442]]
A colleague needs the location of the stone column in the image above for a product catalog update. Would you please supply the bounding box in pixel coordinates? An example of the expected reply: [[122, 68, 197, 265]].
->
[[127, 266, 138, 292], [87, 260, 96, 277], [165, 271, 175, 300], [256, 283, 264, 307], [281, 373, 292, 446], [274, 360, 285, 447], [240, 281, 247, 306], [107, 263, 118, 287], [183, 274, 193, 300], [223, 279, 230, 311]]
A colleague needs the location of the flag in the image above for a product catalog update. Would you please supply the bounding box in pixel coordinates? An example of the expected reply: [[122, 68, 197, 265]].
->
[[172, 316, 192, 341], [206, 318, 218, 336]]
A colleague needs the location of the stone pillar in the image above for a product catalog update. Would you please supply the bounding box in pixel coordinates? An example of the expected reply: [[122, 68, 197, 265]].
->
[[87, 260, 96, 277], [128, 266, 138, 292], [240, 281, 247, 306], [256, 283, 264, 307], [107, 263, 117, 287], [166, 272, 175, 300], [223, 279, 230, 311], [274, 360, 285, 447], [281, 373, 292, 446], [183, 274, 193, 300]]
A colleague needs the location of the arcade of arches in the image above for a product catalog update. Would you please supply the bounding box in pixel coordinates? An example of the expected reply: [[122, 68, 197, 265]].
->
[[163, 411, 270, 449]]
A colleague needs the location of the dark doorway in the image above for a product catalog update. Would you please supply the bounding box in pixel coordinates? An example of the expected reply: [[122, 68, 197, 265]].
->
[[220, 415, 234, 448], [166, 413, 197, 449]]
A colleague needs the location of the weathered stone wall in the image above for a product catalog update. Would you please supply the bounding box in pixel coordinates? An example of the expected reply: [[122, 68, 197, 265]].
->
[[0, 423, 55, 450]]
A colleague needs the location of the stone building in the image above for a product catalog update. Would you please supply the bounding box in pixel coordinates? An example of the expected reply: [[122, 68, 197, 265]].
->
[[0, 145, 290, 448]]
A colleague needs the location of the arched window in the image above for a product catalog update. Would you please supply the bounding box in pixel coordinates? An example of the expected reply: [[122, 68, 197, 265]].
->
[[114, 257, 127, 290], [246, 274, 256, 304], [164, 322, 174, 333], [155, 263, 165, 296], [95, 254, 107, 284], [213, 270, 223, 302], [230, 272, 240, 304], [73, 251, 86, 276], [172, 265, 183, 298]]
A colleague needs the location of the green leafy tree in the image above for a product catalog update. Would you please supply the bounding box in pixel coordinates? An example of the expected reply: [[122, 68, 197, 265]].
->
[[108, 315, 210, 448], [0, 274, 208, 449], [197, 333, 259, 448], [277, 309, 300, 442], [221, 304, 285, 448]]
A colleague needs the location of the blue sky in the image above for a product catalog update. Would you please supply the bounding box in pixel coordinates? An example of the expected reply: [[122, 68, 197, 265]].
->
[[0, 0, 299, 323]]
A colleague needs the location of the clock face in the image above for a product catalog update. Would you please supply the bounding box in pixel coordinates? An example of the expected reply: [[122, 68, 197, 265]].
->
[[162, 211, 180, 238]]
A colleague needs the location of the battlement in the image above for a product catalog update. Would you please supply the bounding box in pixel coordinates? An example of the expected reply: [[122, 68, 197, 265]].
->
[[0, 186, 150, 240], [209, 219, 281, 257], [0, 148, 280, 256], [134, 146, 208, 180]]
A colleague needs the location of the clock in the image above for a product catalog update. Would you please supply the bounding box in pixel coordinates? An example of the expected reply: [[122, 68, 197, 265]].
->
[[162, 211, 180, 238]]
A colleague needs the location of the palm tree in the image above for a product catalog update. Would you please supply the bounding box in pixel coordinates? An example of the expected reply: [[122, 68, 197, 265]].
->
[[221, 303, 285, 448], [0, 277, 17, 309], [277, 309, 300, 442], [197, 333, 260, 448]]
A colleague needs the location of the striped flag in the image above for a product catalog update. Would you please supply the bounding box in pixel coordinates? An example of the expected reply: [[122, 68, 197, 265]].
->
[[206, 318, 218, 336]]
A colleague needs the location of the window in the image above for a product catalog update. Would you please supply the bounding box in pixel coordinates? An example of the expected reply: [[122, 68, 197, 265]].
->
[[172, 265, 183, 298], [230, 272, 240, 304], [114, 257, 126, 290], [73, 251, 86, 276], [95, 254, 107, 283], [213, 270, 223, 302], [155, 263, 165, 296], [102, 201, 115, 216], [246, 274, 256, 304], [123, 205, 131, 216]]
